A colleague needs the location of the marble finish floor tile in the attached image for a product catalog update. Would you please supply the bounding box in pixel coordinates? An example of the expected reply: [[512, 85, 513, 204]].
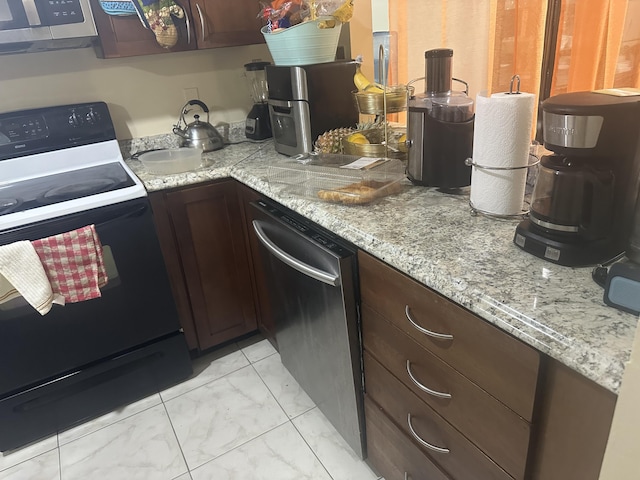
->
[[293, 407, 379, 480], [253, 353, 315, 419], [161, 345, 250, 402], [0, 435, 57, 473], [59, 404, 187, 480], [0, 449, 59, 480], [239, 338, 277, 363], [58, 393, 162, 446], [190, 422, 332, 480], [164, 365, 288, 470]]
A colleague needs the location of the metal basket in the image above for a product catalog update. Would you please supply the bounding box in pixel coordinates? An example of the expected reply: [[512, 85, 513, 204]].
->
[[352, 85, 413, 115]]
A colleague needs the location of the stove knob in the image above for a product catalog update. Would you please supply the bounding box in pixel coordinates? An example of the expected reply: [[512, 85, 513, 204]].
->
[[68, 112, 82, 127], [85, 109, 101, 124]]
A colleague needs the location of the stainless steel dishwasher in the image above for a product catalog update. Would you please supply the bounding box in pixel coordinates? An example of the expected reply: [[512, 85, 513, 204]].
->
[[249, 199, 365, 458]]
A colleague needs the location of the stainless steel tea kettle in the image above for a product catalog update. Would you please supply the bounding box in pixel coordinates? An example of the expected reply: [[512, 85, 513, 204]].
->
[[173, 100, 224, 151]]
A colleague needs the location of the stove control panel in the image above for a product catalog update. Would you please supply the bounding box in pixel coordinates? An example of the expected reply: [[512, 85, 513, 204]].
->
[[0, 102, 115, 161]]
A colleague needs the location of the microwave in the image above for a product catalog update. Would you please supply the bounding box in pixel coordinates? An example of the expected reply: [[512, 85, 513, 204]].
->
[[0, 0, 97, 51]]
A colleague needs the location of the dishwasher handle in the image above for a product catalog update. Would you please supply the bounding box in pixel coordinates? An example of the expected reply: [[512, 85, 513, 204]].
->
[[252, 220, 341, 287]]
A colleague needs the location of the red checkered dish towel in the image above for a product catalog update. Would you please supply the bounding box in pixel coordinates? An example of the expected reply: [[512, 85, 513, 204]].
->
[[32, 225, 108, 304]]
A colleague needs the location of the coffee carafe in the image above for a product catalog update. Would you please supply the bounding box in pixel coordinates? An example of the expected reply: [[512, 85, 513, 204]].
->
[[244, 61, 272, 140], [514, 91, 640, 266], [406, 49, 474, 189]]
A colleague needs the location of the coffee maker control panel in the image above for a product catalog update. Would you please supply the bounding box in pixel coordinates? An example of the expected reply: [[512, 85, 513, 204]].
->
[[543, 111, 604, 149]]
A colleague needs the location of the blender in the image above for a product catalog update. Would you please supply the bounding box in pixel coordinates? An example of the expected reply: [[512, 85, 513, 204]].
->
[[244, 61, 272, 140]]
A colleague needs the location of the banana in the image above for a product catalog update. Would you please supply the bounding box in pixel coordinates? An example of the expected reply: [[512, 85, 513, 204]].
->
[[353, 69, 372, 91]]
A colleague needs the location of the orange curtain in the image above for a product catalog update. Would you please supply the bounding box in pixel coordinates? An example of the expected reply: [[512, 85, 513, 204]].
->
[[487, 0, 547, 96], [551, 0, 631, 94]]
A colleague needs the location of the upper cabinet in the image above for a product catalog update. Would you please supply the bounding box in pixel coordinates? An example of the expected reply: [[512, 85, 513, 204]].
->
[[91, 0, 264, 58], [189, 0, 265, 49]]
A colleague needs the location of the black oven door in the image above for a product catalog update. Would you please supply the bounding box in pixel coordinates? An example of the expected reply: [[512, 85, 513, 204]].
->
[[0, 197, 192, 452], [0, 197, 185, 399]]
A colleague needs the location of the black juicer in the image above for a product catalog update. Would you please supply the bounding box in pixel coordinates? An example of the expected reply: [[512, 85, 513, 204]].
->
[[514, 91, 640, 266], [406, 49, 475, 189]]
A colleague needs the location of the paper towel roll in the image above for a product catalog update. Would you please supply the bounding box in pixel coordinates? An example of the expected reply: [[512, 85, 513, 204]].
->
[[470, 91, 536, 215]]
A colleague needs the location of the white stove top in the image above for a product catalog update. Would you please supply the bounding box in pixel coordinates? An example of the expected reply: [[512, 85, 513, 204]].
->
[[0, 140, 146, 231]]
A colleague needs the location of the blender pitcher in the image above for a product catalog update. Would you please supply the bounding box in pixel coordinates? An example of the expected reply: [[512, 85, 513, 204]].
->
[[244, 61, 272, 140]]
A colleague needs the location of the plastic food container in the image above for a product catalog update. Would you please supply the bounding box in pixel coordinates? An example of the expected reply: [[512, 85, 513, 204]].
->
[[267, 154, 406, 205], [138, 148, 203, 175], [261, 17, 342, 66]]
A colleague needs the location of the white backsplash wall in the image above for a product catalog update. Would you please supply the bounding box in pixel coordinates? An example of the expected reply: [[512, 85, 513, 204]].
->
[[0, 44, 272, 140]]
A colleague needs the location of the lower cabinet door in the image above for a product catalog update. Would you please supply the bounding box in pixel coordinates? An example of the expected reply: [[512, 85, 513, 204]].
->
[[364, 352, 514, 480], [365, 396, 451, 480], [162, 179, 257, 350]]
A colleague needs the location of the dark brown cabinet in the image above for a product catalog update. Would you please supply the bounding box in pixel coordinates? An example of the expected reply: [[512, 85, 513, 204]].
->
[[189, 0, 264, 49], [358, 250, 617, 480], [149, 179, 257, 351], [359, 250, 538, 480], [236, 183, 277, 347], [91, 0, 264, 58]]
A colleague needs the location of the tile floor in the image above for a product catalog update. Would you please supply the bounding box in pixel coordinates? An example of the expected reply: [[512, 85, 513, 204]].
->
[[0, 335, 382, 480]]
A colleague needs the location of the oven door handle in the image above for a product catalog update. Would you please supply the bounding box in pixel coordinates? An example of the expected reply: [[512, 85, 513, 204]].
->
[[252, 220, 340, 287], [90, 203, 149, 230]]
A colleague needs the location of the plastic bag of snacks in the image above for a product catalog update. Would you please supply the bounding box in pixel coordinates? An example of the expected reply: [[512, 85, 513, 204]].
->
[[258, 0, 353, 32]]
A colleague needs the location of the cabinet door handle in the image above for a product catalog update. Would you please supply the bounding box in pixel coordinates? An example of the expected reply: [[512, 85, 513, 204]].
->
[[407, 413, 450, 454], [195, 3, 205, 40], [184, 8, 191, 44], [405, 305, 453, 340], [406, 360, 452, 399]]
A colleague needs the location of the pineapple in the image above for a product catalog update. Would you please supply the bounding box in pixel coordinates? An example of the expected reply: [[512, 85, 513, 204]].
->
[[314, 127, 354, 154], [314, 122, 384, 154]]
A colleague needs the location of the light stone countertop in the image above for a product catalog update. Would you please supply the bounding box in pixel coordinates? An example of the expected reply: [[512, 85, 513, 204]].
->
[[125, 138, 639, 394]]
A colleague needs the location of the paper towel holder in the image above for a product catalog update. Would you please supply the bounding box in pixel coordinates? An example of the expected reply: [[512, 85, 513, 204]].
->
[[507, 74, 521, 95], [465, 153, 540, 219]]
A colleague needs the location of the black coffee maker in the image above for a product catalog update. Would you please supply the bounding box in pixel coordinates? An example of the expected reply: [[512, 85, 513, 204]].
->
[[514, 91, 640, 266]]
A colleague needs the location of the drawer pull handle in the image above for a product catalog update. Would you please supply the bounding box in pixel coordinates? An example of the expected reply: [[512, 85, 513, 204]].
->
[[406, 360, 452, 399], [407, 413, 450, 454], [405, 305, 453, 340]]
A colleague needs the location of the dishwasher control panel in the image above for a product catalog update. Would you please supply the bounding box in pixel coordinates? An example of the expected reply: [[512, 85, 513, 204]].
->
[[255, 199, 353, 257]]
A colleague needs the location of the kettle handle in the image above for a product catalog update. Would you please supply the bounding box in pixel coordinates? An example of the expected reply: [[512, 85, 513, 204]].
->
[[185, 99, 209, 113]]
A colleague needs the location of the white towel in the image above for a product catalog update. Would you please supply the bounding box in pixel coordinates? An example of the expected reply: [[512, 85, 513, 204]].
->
[[0, 241, 65, 315]]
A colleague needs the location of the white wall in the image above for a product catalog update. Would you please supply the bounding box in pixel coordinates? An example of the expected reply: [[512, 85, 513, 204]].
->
[[599, 316, 640, 479], [0, 44, 271, 139]]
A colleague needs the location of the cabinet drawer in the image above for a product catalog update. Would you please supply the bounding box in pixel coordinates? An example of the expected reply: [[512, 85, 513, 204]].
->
[[364, 352, 513, 480], [365, 396, 451, 480], [363, 306, 530, 479], [358, 250, 539, 420]]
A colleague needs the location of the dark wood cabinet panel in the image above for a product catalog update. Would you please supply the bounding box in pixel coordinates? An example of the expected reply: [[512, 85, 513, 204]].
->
[[358, 250, 540, 421], [149, 191, 199, 350], [364, 352, 513, 480], [91, 0, 196, 58], [91, 0, 264, 58], [189, 0, 264, 48], [236, 183, 276, 347], [362, 304, 531, 479], [150, 179, 257, 351], [365, 396, 451, 480], [529, 359, 617, 480]]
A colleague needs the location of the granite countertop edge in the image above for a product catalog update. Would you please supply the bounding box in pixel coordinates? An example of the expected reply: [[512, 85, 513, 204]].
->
[[123, 137, 639, 394]]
